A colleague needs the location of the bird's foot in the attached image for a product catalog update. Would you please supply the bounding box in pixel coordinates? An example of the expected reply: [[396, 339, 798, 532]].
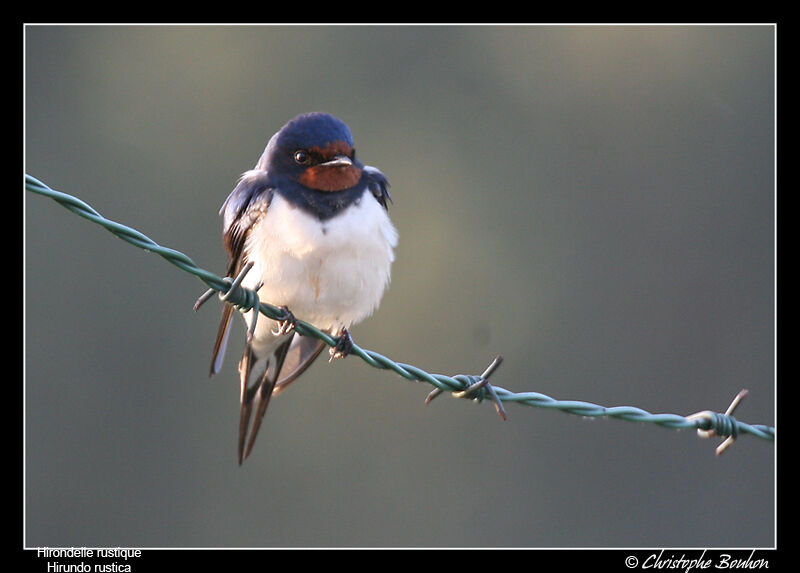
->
[[329, 328, 354, 361], [274, 306, 297, 336]]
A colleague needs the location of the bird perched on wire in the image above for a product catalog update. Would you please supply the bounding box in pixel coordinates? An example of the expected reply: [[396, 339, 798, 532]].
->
[[206, 112, 398, 464]]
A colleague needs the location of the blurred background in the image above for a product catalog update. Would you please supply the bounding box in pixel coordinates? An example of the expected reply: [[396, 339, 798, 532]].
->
[[24, 25, 775, 548]]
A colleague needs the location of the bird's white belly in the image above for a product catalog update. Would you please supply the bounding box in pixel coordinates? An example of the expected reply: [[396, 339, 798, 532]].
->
[[241, 192, 397, 349]]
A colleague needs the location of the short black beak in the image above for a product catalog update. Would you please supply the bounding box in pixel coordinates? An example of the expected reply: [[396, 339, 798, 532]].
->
[[320, 155, 353, 167]]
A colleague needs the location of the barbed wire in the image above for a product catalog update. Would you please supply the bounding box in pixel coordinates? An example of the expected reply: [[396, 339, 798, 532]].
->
[[25, 174, 775, 454]]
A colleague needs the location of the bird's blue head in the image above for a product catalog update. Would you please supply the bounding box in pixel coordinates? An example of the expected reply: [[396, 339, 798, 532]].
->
[[260, 112, 364, 192]]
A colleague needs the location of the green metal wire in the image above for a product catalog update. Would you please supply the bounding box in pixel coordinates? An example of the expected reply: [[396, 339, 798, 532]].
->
[[25, 174, 775, 453]]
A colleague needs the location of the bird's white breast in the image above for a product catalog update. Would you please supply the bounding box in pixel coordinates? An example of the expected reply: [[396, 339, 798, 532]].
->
[[241, 190, 397, 343]]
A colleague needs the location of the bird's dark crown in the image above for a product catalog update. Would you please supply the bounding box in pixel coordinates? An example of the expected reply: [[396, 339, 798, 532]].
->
[[276, 112, 355, 151]]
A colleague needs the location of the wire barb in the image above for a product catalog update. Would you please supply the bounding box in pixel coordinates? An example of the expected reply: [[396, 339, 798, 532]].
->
[[427, 355, 506, 420], [26, 174, 775, 454], [687, 389, 751, 455], [194, 261, 261, 342]]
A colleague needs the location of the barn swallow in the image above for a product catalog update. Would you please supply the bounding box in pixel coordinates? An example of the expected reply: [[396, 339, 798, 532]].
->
[[208, 112, 397, 464]]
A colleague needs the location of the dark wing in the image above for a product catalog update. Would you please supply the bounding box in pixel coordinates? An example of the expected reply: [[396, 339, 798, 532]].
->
[[237, 335, 291, 463], [272, 334, 326, 396], [209, 170, 274, 376], [363, 165, 392, 210], [238, 332, 326, 464]]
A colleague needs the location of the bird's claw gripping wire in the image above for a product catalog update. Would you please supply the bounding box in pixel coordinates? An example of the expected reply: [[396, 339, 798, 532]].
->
[[426, 355, 506, 420], [329, 328, 354, 361], [686, 389, 750, 455], [273, 306, 297, 337]]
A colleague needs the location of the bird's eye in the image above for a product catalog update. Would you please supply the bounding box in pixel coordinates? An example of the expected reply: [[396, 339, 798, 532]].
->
[[293, 150, 309, 164]]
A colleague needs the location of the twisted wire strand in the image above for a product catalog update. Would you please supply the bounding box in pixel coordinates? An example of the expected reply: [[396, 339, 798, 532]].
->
[[25, 174, 775, 451]]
